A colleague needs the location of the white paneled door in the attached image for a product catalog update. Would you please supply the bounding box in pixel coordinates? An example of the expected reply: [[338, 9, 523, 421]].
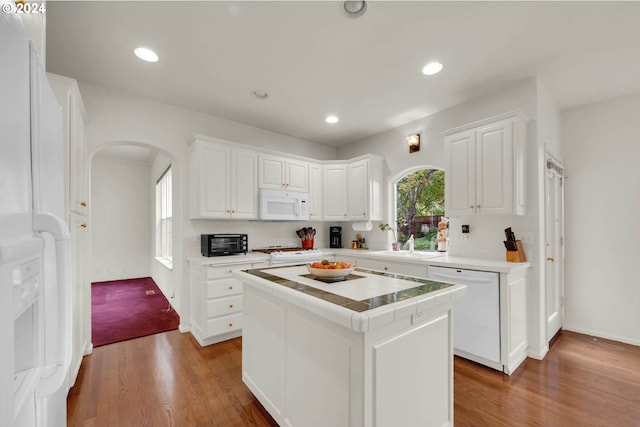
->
[[545, 157, 565, 342]]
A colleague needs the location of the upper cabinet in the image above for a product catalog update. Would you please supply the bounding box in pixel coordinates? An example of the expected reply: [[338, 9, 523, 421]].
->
[[348, 157, 384, 221], [308, 163, 323, 220], [189, 136, 384, 223], [258, 154, 309, 193], [190, 139, 258, 219], [323, 156, 384, 222], [444, 111, 528, 217], [48, 73, 88, 216], [322, 164, 348, 221]]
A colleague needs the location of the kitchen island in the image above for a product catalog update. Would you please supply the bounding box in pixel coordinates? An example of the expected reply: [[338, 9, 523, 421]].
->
[[232, 264, 466, 427]]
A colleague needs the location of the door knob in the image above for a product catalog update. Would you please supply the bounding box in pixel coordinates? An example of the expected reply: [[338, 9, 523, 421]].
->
[[546, 257, 555, 262]]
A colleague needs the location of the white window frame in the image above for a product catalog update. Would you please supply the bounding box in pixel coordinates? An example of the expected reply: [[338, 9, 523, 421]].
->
[[155, 166, 172, 269]]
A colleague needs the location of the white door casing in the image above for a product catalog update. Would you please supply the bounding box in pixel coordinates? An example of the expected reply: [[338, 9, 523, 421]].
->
[[545, 156, 565, 342]]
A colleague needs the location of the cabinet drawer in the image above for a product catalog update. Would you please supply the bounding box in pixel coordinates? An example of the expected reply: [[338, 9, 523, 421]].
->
[[206, 263, 252, 279], [206, 278, 243, 298], [206, 313, 242, 336], [206, 295, 243, 318], [358, 258, 427, 278]]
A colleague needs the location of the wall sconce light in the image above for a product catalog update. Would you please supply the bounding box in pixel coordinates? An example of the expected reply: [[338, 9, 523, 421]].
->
[[407, 134, 421, 153]]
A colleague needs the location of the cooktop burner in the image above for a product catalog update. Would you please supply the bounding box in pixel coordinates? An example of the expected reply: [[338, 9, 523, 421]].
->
[[253, 247, 306, 254]]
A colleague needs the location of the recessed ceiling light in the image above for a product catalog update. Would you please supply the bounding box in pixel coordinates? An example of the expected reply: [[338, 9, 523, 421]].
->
[[134, 47, 159, 63], [325, 115, 339, 124], [251, 89, 269, 99], [422, 61, 443, 76]]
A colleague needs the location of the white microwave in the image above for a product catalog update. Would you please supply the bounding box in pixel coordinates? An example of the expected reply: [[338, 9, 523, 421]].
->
[[259, 189, 309, 221]]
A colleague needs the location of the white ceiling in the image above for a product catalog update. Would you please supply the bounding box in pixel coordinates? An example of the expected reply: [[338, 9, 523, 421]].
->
[[45, 1, 640, 147]]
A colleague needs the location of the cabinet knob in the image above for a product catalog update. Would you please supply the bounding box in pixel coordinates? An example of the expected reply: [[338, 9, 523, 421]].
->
[[547, 257, 555, 262], [226, 209, 231, 213], [228, 269, 232, 274], [228, 323, 233, 327], [470, 205, 474, 209], [343, 213, 347, 217], [80, 223, 87, 228], [80, 201, 87, 207], [229, 285, 233, 290], [384, 267, 388, 271], [229, 304, 234, 308], [477, 205, 481, 208], [231, 210, 236, 213]]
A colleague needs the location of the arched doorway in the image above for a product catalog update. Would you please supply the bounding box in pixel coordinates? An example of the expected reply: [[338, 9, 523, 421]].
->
[[88, 141, 179, 346]]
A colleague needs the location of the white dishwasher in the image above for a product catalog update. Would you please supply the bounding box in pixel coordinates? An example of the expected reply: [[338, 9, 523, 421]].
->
[[427, 266, 501, 369]]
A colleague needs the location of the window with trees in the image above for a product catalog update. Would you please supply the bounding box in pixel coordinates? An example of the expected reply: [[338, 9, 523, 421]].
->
[[395, 168, 445, 251]]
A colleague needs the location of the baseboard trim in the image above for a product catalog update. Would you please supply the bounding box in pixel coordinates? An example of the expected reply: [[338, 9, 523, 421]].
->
[[563, 325, 640, 347]]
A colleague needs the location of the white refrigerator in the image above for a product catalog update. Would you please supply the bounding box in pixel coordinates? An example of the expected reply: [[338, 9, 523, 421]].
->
[[1, 11, 72, 427]]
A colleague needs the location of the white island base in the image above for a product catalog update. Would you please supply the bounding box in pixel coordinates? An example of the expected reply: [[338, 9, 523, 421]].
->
[[234, 265, 466, 427]]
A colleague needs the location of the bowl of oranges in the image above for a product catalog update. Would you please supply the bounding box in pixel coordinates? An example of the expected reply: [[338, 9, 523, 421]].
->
[[307, 259, 356, 278]]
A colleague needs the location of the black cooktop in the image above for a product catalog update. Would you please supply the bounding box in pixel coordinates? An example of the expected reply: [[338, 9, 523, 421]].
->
[[253, 247, 307, 254]]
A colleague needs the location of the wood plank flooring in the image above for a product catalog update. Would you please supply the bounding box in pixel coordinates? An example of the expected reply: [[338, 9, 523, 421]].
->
[[67, 330, 640, 427]]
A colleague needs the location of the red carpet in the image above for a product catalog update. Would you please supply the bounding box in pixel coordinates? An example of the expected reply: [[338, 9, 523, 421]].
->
[[91, 277, 180, 347]]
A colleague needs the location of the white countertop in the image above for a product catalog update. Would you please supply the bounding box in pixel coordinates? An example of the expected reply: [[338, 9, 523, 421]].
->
[[188, 247, 530, 274], [322, 248, 531, 274]]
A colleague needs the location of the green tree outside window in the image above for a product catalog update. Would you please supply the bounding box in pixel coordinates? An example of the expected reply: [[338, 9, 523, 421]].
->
[[395, 169, 445, 251]]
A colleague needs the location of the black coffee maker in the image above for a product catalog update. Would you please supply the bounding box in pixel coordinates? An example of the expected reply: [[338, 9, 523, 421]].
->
[[329, 226, 342, 248]]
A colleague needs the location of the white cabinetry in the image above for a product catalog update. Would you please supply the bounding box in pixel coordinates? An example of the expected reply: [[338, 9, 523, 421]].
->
[[258, 154, 308, 192], [322, 164, 348, 221], [308, 162, 323, 220], [48, 73, 90, 390], [188, 258, 268, 346], [323, 156, 384, 222], [190, 139, 258, 219], [444, 111, 527, 217], [357, 257, 427, 278], [347, 157, 383, 221]]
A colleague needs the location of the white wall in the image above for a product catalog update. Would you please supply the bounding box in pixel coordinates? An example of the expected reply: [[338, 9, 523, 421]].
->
[[562, 92, 640, 345], [91, 154, 151, 282], [79, 82, 338, 331]]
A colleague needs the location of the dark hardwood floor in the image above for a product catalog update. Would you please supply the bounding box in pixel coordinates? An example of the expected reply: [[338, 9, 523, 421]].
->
[[67, 330, 640, 426]]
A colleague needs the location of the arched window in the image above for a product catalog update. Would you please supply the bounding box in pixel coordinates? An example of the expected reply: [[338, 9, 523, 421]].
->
[[394, 168, 445, 252]]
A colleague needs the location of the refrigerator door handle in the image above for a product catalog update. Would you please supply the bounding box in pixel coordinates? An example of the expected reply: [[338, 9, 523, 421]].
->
[[32, 212, 72, 398]]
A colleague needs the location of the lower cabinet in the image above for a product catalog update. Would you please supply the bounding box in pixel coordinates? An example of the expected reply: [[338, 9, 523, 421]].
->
[[188, 259, 266, 346], [357, 257, 427, 278]]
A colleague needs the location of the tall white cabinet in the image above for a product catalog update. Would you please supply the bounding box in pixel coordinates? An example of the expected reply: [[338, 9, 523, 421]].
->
[[48, 73, 90, 390], [189, 138, 258, 219], [443, 111, 528, 217]]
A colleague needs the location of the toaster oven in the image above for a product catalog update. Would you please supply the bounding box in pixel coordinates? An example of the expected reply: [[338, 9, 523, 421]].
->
[[201, 234, 248, 256]]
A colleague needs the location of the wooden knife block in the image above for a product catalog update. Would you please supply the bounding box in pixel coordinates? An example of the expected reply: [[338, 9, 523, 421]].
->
[[506, 240, 527, 262]]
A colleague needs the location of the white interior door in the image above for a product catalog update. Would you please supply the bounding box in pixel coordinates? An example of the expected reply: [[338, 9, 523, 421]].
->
[[545, 157, 565, 342]]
